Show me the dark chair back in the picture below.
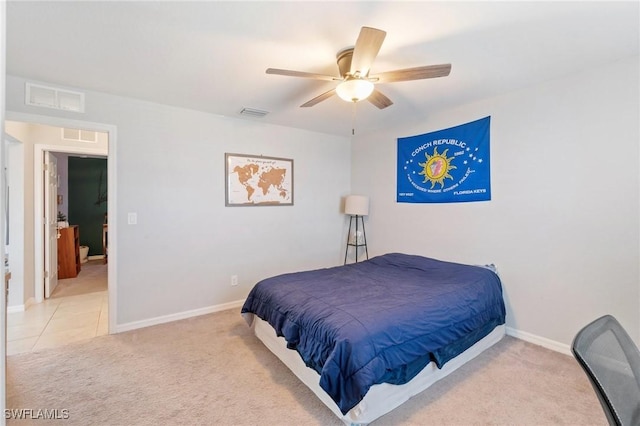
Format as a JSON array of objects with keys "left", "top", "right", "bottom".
[{"left": 572, "top": 315, "right": 640, "bottom": 425}]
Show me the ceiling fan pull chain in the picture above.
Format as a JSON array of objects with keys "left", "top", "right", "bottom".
[{"left": 352, "top": 102, "right": 357, "bottom": 135}]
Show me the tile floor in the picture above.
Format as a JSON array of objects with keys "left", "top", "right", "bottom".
[{"left": 7, "top": 290, "right": 108, "bottom": 355}]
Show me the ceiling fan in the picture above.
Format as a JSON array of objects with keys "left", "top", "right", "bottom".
[{"left": 266, "top": 26, "right": 451, "bottom": 109}]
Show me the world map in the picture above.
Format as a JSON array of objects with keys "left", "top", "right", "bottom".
[{"left": 226, "top": 155, "right": 293, "bottom": 205}]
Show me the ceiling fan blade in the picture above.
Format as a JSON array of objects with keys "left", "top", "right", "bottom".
[
  {"left": 300, "top": 89, "right": 336, "bottom": 107},
  {"left": 350, "top": 27, "right": 386, "bottom": 77},
  {"left": 367, "top": 89, "right": 393, "bottom": 109},
  {"left": 266, "top": 68, "right": 339, "bottom": 81},
  {"left": 372, "top": 64, "right": 452, "bottom": 83}
]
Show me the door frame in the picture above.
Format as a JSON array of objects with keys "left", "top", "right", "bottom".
[{"left": 7, "top": 111, "right": 117, "bottom": 334}]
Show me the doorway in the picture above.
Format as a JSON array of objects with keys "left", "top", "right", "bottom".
[
  {"left": 4, "top": 112, "right": 117, "bottom": 341},
  {"left": 48, "top": 152, "right": 108, "bottom": 298}
]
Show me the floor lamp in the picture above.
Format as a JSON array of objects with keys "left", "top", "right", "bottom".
[{"left": 344, "top": 195, "right": 369, "bottom": 265}]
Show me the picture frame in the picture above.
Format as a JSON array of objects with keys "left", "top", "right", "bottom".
[{"left": 225, "top": 153, "right": 294, "bottom": 206}]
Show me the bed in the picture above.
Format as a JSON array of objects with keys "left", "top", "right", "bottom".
[{"left": 241, "top": 253, "right": 506, "bottom": 424}]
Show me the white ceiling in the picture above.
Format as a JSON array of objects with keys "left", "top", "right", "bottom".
[{"left": 6, "top": 1, "right": 639, "bottom": 137}]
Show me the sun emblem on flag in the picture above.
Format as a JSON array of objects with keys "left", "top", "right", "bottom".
[{"left": 418, "top": 147, "right": 457, "bottom": 188}]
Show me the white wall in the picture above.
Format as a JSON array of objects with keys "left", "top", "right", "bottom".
[
  {"left": 351, "top": 56, "right": 640, "bottom": 348},
  {"left": 6, "top": 138, "right": 25, "bottom": 308},
  {"left": 6, "top": 75, "right": 351, "bottom": 326},
  {"left": 1, "top": 0, "right": 7, "bottom": 419},
  {"left": 4, "top": 122, "right": 33, "bottom": 308}
]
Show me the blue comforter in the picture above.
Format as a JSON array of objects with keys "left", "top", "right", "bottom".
[{"left": 241, "top": 253, "right": 506, "bottom": 414}]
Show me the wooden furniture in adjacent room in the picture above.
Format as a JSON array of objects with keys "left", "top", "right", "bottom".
[{"left": 58, "top": 225, "right": 81, "bottom": 279}]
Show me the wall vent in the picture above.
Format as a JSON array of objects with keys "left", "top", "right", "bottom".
[
  {"left": 25, "top": 82, "right": 85, "bottom": 113},
  {"left": 62, "top": 127, "right": 97, "bottom": 143},
  {"left": 240, "top": 107, "right": 269, "bottom": 118}
]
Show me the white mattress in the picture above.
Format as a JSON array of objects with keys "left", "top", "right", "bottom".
[{"left": 245, "top": 313, "right": 506, "bottom": 425}]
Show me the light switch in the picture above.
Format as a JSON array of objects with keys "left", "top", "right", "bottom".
[{"left": 127, "top": 212, "right": 137, "bottom": 225}]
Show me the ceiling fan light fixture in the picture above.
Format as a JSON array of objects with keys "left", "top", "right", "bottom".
[{"left": 336, "top": 78, "right": 374, "bottom": 103}]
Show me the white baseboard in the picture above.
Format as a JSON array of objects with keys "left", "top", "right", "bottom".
[
  {"left": 7, "top": 305, "right": 23, "bottom": 313},
  {"left": 88, "top": 255, "right": 105, "bottom": 260},
  {"left": 115, "top": 299, "right": 245, "bottom": 333},
  {"left": 114, "top": 304, "right": 572, "bottom": 357},
  {"left": 7, "top": 297, "right": 36, "bottom": 313},
  {"left": 506, "top": 326, "right": 571, "bottom": 356}
]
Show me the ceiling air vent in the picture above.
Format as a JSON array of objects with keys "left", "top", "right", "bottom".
[
  {"left": 25, "top": 82, "right": 85, "bottom": 113},
  {"left": 240, "top": 107, "right": 269, "bottom": 118}
]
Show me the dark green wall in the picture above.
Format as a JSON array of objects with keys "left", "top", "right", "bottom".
[{"left": 68, "top": 157, "right": 107, "bottom": 256}]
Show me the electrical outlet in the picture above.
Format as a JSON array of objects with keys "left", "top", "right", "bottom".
[
  {"left": 231, "top": 275, "right": 238, "bottom": 286},
  {"left": 127, "top": 212, "right": 137, "bottom": 225}
]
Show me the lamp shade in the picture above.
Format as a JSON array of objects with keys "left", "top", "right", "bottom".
[
  {"left": 335, "top": 79, "right": 374, "bottom": 103},
  {"left": 345, "top": 195, "right": 369, "bottom": 216}
]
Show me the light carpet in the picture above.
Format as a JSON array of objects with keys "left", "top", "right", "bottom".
[
  {"left": 7, "top": 308, "right": 605, "bottom": 425},
  {"left": 50, "top": 259, "right": 107, "bottom": 299}
]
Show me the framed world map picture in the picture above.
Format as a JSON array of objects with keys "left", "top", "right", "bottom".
[{"left": 225, "top": 153, "right": 294, "bottom": 206}]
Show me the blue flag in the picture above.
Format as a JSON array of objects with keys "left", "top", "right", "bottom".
[{"left": 397, "top": 116, "right": 491, "bottom": 203}]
